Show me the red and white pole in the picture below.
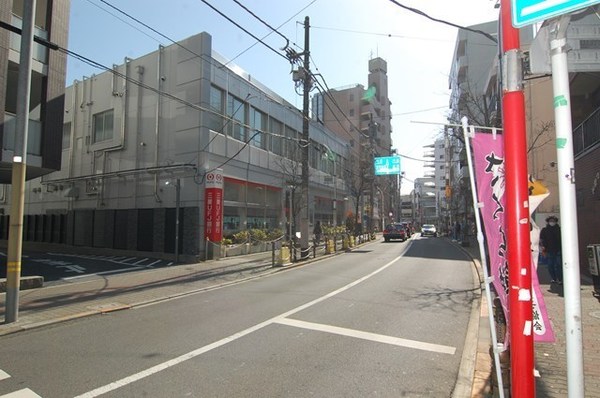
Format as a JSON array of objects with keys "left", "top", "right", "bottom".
[{"left": 500, "top": 0, "right": 535, "bottom": 396}]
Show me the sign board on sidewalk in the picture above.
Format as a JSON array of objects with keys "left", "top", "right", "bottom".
[{"left": 512, "top": 0, "right": 600, "bottom": 27}]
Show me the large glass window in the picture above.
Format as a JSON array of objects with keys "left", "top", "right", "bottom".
[
  {"left": 250, "top": 108, "right": 267, "bottom": 149},
  {"left": 93, "top": 109, "right": 114, "bottom": 143},
  {"left": 285, "top": 126, "right": 298, "bottom": 160},
  {"left": 207, "top": 85, "right": 224, "bottom": 132},
  {"left": 270, "top": 119, "right": 283, "bottom": 155},
  {"left": 227, "top": 95, "right": 246, "bottom": 141}
]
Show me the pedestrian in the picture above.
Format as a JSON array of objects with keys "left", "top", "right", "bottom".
[
  {"left": 313, "top": 221, "right": 322, "bottom": 244},
  {"left": 453, "top": 221, "right": 462, "bottom": 241},
  {"left": 540, "top": 215, "right": 562, "bottom": 284}
]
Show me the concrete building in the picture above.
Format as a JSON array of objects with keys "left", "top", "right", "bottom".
[
  {"left": 448, "top": 16, "right": 600, "bottom": 273},
  {"left": 0, "top": 32, "right": 351, "bottom": 260},
  {"left": 0, "top": 0, "right": 70, "bottom": 184},
  {"left": 312, "top": 57, "right": 395, "bottom": 229}
]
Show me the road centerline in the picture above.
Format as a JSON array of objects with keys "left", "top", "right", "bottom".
[{"left": 274, "top": 317, "right": 456, "bottom": 355}]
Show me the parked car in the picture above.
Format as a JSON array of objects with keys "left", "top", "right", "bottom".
[
  {"left": 421, "top": 224, "right": 437, "bottom": 237},
  {"left": 383, "top": 223, "right": 407, "bottom": 242}
]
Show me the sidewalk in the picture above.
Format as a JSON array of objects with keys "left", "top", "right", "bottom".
[
  {"left": 459, "top": 236, "right": 600, "bottom": 397},
  {"left": 0, "top": 251, "right": 283, "bottom": 336}
]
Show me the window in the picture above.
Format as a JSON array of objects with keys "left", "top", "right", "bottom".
[
  {"left": 439, "top": 165, "right": 444, "bottom": 170},
  {"left": 285, "top": 126, "right": 298, "bottom": 159},
  {"left": 207, "top": 86, "right": 224, "bottom": 132},
  {"left": 227, "top": 95, "right": 246, "bottom": 141},
  {"left": 250, "top": 108, "right": 267, "bottom": 149},
  {"left": 349, "top": 93, "right": 354, "bottom": 101},
  {"left": 93, "top": 110, "right": 114, "bottom": 143},
  {"left": 439, "top": 154, "right": 444, "bottom": 159},
  {"left": 270, "top": 119, "right": 283, "bottom": 155},
  {"left": 349, "top": 109, "right": 354, "bottom": 117},
  {"left": 62, "top": 122, "right": 71, "bottom": 149}
]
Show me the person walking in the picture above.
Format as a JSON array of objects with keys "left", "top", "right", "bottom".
[
  {"left": 313, "top": 221, "right": 322, "bottom": 244},
  {"left": 540, "top": 215, "right": 563, "bottom": 284}
]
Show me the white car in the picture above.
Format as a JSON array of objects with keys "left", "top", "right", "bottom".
[{"left": 421, "top": 224, "right": 437, "bottom": 237}]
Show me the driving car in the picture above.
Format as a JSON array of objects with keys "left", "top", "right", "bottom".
[
  {"left": 421, "top": 224, "right": 437, "bottom": 237},
  {"left": 383, "top": 223, "right": 407, "bottom": 242}
]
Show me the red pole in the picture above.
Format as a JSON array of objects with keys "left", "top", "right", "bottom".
[{"left": 500, "top": 0, "right": 535, "bottom": 396}]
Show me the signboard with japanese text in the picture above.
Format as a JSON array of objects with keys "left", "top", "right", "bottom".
[
  {"left": 204, "top": 169, "right": 224, "bottom": 242},
  {"left": 472, "top": 132, "right": 554, "bottom": 343},
  {"left": 374, "top": 156, "right": 401, "bottom": 176}
]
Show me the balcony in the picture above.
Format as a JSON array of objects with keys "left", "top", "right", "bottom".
[{"left": 574, "top": 105, "right": 600, "bottom": 157}]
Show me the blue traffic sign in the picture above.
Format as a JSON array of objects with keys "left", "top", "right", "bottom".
[
  {"left": 512, "top": 0, "right": 600, "bottom": 27},
  {"left": 374, "top": 156, "right": 401, "bottom": 176}
]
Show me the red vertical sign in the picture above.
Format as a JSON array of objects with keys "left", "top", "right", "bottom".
[{"left": 204, "top": 169, "right": 223, "bottom": 242}]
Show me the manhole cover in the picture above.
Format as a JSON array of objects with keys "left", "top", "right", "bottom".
[{"left": 590, "top": 311, "right": 600, "bottom": 319}]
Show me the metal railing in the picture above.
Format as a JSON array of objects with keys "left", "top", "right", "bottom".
[{"left": 573, "top": 106, "right": 600, "bottom": 157}]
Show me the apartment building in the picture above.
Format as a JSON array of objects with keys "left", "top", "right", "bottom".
[
  {"left": 449, "top": 16, "right": 600, "bottom": 273},
  {"left": 0, "top": 0, "right": 69, "bottom": 184},
  {"left": 312, "top": 57, "right": 395, "bottom": 229}
]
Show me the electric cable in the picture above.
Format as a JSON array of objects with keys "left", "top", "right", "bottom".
[
  {"left": 197, "top": 0, "right": 290, "bottom": 62},
  {"left": 387, "top": 0, "right": 498, "bottom": 44},
  {"left": 224, "top": 0, "right": 317, "bottom": 67},
  {"left": 231, "top": 0, "right": 290, "bottom": 50}
]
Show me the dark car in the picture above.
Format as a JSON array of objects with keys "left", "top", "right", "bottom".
[{"left": 383, "top": 223, "right": 407, "bottom": 242}]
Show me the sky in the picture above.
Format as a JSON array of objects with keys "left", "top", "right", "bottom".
[{"left": 66, "top": 0, "right": 500, "bottom": 194}]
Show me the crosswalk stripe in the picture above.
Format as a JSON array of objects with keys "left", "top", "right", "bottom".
[
  {"left": 0, "top": 369, "right": 9, "bottom": 380},
  {"left": 0, "top": 389, "right": 42, "bottom": 398}
]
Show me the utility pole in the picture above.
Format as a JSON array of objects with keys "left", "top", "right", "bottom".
[
  {"left": 300, "top": 16, "right": 311, "bottom": 260},
  {"left": 5, "top": 0, "right": 36, "bottom": 324},
  {"left": 501, "top": 1, "right": 535, "bottom": 395},
  {"left": 548, "top": 15, "right": 584, "bottom": 397},
  {"left": 369, "top": 118, "right": 376, "bottom": 234},
  {"left": 444, "top": 125, "right": 451, "bottom": 234},
  {"left": 5, "top": 0, "right": 36, "bottom": 323}
]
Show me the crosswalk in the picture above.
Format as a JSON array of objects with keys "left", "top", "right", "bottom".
[{"left": 0, "top": 370, "right": 42, "bottom": 397}]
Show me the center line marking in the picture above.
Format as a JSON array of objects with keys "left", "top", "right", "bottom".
[
  {"left": 274, "top": 318, "right": 456, "bottom": 355},
  {"left": 75, "top": 246, "right": 411, "bottom": 398}
]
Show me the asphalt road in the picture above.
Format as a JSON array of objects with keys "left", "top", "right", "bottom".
[
  {"left": 0, "top": 235, "right": 477, "bottom": 397},
  {"left": 0, "top": 250, "right": 174, "bottom": 283}
]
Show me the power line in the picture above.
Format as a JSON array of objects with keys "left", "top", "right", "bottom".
[
  {"left": 197, "top": 0, "right": 289, "bottom": 62},
  {"left": 224, "top": 0, "right": 317, "bottom": 66},
  {"left": 387, "top": 0, "right": 498, "bottom": 44},
  {"left": 311, "top": 25, "right": 452, "bottom": 42},
  {"left": 231, "top": 0, "right": 290, "bottom": 50}
]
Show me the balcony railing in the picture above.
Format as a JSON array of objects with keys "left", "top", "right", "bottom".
[
  {"left": 573, "top": 106, "right": 600, "bottom": 157},
  {"left": 3, "top": 113, "right": 42, "bottom": 156}
]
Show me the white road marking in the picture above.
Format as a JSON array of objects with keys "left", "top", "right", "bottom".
[
  {"left": 146, "top": 259, "right": 161, "bottom": 267},
  {"left": 61, "top": 266, "right": 148, "bottom": 281},
  {"left": 56, "top": 265, "right": 86, "bottom": 274},
  {"left": 0, "top": 389, "right": 42, "bottom": 398},
  {"left": 75, "top": 250, "right": 409, "bottom": 398},
  {"left": 133, "top": 258, "right": 149, "bottom": 265},
  {"left": 0, "top": 369, "right": 10, "bottom": 380},
  {"left": 275, "top": 318, "right": 456, "bottom": 355}
]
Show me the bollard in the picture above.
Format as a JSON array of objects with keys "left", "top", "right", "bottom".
[{"left": 272, "top": 241, "right": 275, "bottom": 266}]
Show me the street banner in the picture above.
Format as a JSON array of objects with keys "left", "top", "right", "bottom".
[
  {"left": 472, "top": 132, "right": 554, "bottom": 343},
  {"left": 204, "top": 169, "right": 224, "bottom": 242}
]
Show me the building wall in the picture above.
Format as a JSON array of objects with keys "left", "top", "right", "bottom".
[
  {"left": 575, "top": 145, "right": 600, "bottom": 276},
  {"left": 0, "top": 0, "right": 69, "bottom": 182},
  {"left": 2, "top": 31, "right": 351, "bottom": 259}
]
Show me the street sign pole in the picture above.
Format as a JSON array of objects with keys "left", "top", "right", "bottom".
[
  {"left": 501, "top": 1, "right": 536, "bottom": 396},
  {"left": 548, "top": 15, "right": 585, "bottom": 397}
]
